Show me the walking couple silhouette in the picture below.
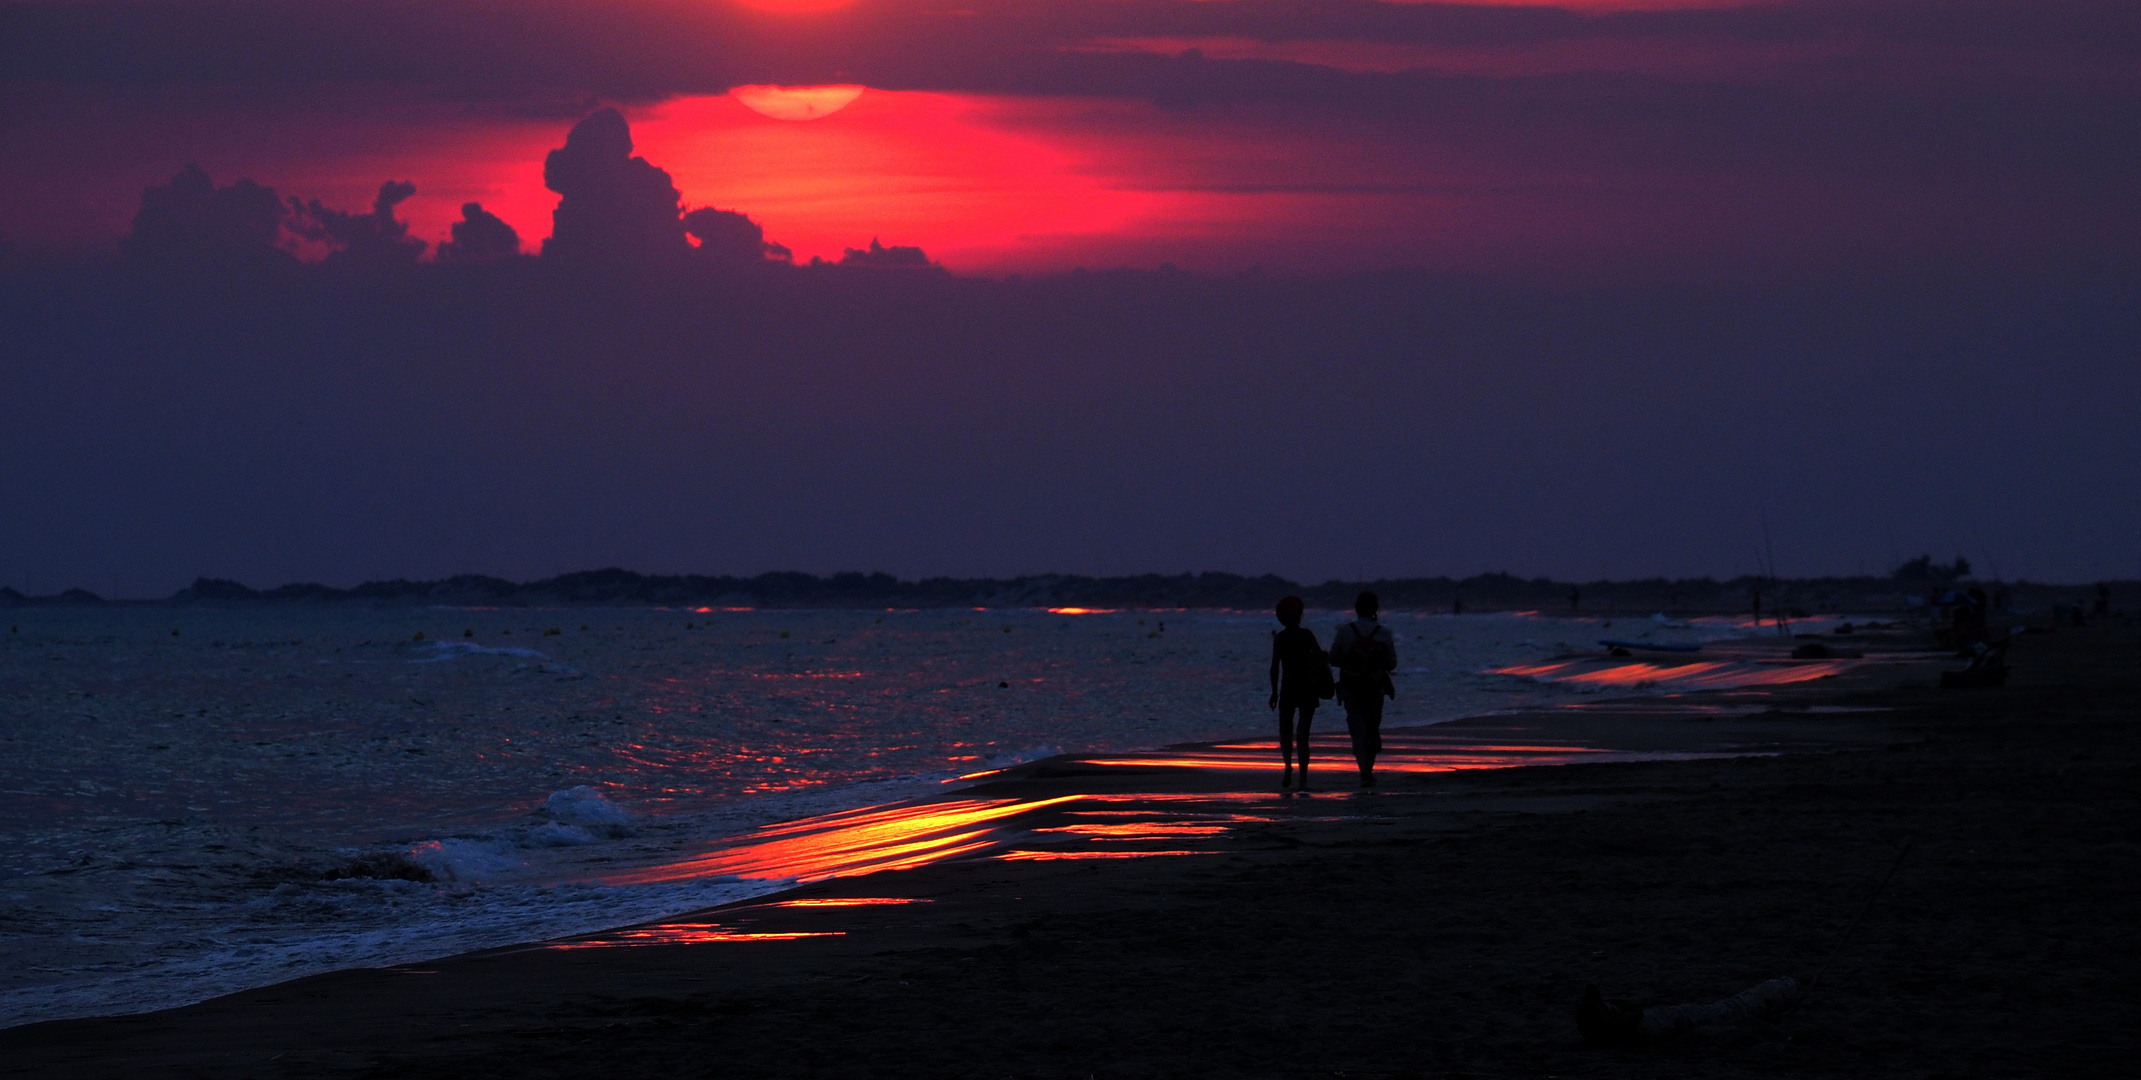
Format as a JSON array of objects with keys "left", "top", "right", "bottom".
[{"left": 1268, "top": 591, "right": 1397, "bottom": 791}]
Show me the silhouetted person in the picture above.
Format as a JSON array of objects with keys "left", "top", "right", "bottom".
[
  {"left": 1452, "top": 595, "right": 1464, "bottom": 616},
  {"left": 1958, "top": 586, "right": 1991, "bottom": 648},
  {"left": 1329, "top": 591, "right": 1397, "bottom": 787},
  {"left": 1268, "top": 595, "right": 1328, "bottom": 790},
  {"left": 1569, "top": 586, "right": 1581, "bottom": 613},
  {"left": 2096, "top": 583, "right": 2111, "bottom": 618}
]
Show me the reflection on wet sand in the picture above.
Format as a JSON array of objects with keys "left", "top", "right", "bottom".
[
  {"left": 1035, "top": 822, "right": 1231, "bottom": 837},
  {"left": 997, "top": 850, "right": 1217, "bottom": 861},
  {"left": 548, "top": 897, "right": 930, "bottom": 948},
  {"left": 771, "top": 897, "right": 932, "bottom": 908},
  {"left": 568, "top": 661, "right": 1910, "bottom": 951},
  {"left": 1097, "top": 733, "right": 1605, "bottom": 773},
  {"left": 592, "top": 734, "right": 1726, "bottom": 905},
  {"left": 1494, "top": 657, "right": 1854, "bottom": 690},
  {"left": 602, "top": 795, "right": 1082, "bottom": 886},
  {"left": 550, "top": 927, "right": 846, "bottom": 949}
]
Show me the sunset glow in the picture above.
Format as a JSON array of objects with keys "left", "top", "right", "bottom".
[
  {"left": 3, "top": 0, "right": 2133, "bottom": 1058},
  {"left": 729, "top": 0, "right": 861, "bottom": 11},
  {"left": 628, "top": 93, "right": 1160, "bottom": 268}
]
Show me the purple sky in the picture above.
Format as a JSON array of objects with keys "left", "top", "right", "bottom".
[{"left": 1, "top": 1, "right": 2136, "bottom": 592}]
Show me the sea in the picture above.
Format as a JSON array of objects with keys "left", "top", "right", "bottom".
[{"left": 0, "top": 604, "right": 1761, "bottom": 1028}]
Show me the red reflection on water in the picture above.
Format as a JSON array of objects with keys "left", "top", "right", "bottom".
[{"left": 601, "top": 795, "right": 1081, "bottom": 886}]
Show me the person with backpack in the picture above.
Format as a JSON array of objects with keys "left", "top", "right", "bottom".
[
  {"left": 1268, "top": 595, "right": 1332, "bottom": 790},
  {"left": 1328, "top": 590, "right": 1397, "bottom": 787}
]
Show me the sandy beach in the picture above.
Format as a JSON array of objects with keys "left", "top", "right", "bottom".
[{"left": 4, "top": 622, "right": 2135, "bottom": 1079}]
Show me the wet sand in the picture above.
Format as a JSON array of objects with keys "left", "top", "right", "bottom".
[{"left": 5, "top": 625, "right": 2136, "bottom": 1078}]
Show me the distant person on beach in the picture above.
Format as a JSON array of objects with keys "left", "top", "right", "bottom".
[
  {"left": 1329, "top": 591, "right": 1398, "bottom": 787},
  {"left": 1268, "top": 596, "right": 1330, "bottom": 790}
]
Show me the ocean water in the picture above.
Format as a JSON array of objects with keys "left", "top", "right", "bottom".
[{"left": 0, "top": 604, "right": 1754, "bottom": 1027}]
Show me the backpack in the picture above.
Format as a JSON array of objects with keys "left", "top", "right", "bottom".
[
  {"left": 1342, "top": 622, "right": 1386, "bottom": 667},
  {"left": 1340, "top": 622, "right": 1396, "bottom": 700}
]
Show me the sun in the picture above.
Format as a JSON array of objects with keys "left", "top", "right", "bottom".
[
  {"left": 730, "top": 85, "right": 868, "bottom": 122},
  {"left": 731, "top": 0, "right": 859, "bottom": 11}
]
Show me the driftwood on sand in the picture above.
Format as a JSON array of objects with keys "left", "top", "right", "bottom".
[{"left": 1577, "top": 977, "right": 1803, "bottom": 1046}]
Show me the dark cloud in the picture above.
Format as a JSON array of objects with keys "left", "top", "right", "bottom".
[
  {"left": 541, "top": 108, "right": 690, "bottom": 261},
  {"left": 122, "top": 168, "right": 437, "bottom": 268},
  {"left": 437, "top": 202, "right": 522, "bottom": 261},
  {"left": 541, "top": 109, "right": 801, "bottom": 263},
  {"left": 834, "top": 238, "right": 936, "bottom": 269},
  {"left": 290, "top": 179, "right": 425, "bottom": 265},
  {"left": 122, "top": 164, "right": 294, "bottom": 268},
  {"left": 684, "top": 207, "right": 789, "bottom": 263}
]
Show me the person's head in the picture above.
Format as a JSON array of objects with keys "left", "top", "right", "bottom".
[
  {"left": 1275, "top": 595, "right": 1304, "bottom": 628},
  {"left": 1355, "top": 591, "right": 1379, "bottom": 619}
]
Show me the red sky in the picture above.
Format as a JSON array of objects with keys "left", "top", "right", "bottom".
[{"left": 3, "top": 0, "right": 2133, "bottom": 275}]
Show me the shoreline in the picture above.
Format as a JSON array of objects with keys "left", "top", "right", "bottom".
[
  {"left": 14, "top": 625, "right": 2129, "bottom": 1076},
  {"left": 0, "top": 606, "right": 1869, "bottom": 1031}
]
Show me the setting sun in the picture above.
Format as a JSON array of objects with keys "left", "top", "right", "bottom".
[{"left": 730, "top": 84, "right": 867, "bottom": 122}]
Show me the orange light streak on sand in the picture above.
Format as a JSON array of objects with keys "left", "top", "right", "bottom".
[
  {"left": 1063, "top": 736, "right": 1603, "bottom": 774},
  {"left": 997, "top": 850, "right": 1217, "bottom": 861},
  {"left": 1089, "top": 750, "right": 1601, "bottom": 772},
  {"left": 549, "top": 928, "right": 845, "bottom": 949},
  {"left": 601, "top": 795, "right": 1082, "bottom": 886},
  {"left": 1494, "top": 659, "right": 1853, "bottom": 690},
  {"left": 1046, "top": 607, "right": 1119, "bottom": 615},
  {"left": 1034, "top": 822, "right": 1232, "bottom": 838},
  {"left": 769, "top": 897, "right": 931, "bottom": 908}
]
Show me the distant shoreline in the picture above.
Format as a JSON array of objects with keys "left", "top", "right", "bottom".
[{"left": 3, "top": 567, "right": 2123, "bottom": 614}]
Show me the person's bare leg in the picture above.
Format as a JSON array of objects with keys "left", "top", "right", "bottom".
[
  {"left": 1278, "top": 704, "right": 1296, "bottom": 789},
  {"left": 1297, "top": 707, "right": 1314, "bottom": 791}
]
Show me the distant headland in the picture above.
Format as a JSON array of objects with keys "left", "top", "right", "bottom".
[{"left": 0, "top": 563, "right": 2124, "bottom": 614}]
